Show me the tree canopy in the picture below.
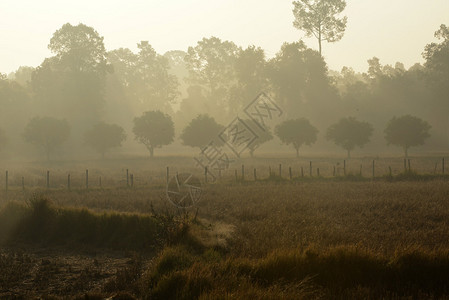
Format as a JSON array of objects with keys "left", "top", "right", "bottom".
[
  {"left": 326, "top": 117, "right": 373, "bottom": 158},
  {"left": 384, "top": 115, "right": 431, "bottom": 158},
  {"left": 132, "top": 111, "right": 175, "bottom": 157},
  {"left": 180, "top": 114, "right": 224, "bottom": 149},
  {"left": 292, "top": 0, "right": 347, "bottom": 55},
  {"left": 84, "top": 122, "right": 126, "bottom": 158},
  {"left": 275, "top": 118, "right": 318, "bottom": 157},
  {"left": 23, "top": 116, "right": 70, "bottom": 161}
]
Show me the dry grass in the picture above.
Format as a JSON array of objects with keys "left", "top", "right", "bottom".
[{"left": 1, "top": 156, "right": 449, "bottom": 298}]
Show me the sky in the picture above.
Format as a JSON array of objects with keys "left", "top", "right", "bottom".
[{"left": 0, "top": 0, "right": 448, "bottom": 75}]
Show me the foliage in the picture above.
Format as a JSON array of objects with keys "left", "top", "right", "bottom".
[
  {"left": 326, "top": 117, "right": 373, "bottom": 158},
  {"left": 84, "top": 122, "right": 126, "bottom": 158},
  {"left": 22, "top": 116, "right": 70, "bottom": 160},
  {"left": 180, "top": 114, "right": 224, "bottom": 148},
  {"left": 31, "top": 23, "right": 109, "bottom": 129},
  {"left": 132, "top": 110, "right": 175, "bottom": 157},
  {"left": 292, "top": 0, "right": 347, "bottom": 54},
  {"left": 384, "top": 115, "right": 431, "bottom": 157},
  {"left": 275, "top": 118, "right": 318, "bottom": 157},
  {"left": 108, "top": 42, "right": 179, "bottom": 113}
]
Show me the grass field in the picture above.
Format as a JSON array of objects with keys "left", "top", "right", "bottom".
[{"left": 1, "top": 156, "right": 449, "bottom": 298}]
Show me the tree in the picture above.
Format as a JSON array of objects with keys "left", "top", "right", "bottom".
[
  {"left": 247, "top": 125, "right": 273, "bottom": 158},
  {"left": 23, "top": 117, "right": 70, "bottom": 161},
  {"left": 275, "top": 118, "right": 318, "bottom": 157},
  {"left": 292, "top": 0, "right": 347, "bottom": 55},
  {"left": 184, "top": 37, "right": 239, "bottom": 119},
  {"left": 108, "top": 43, "right": 179, "bottom": 114},
  {"left": 326, "top": 117, "right": 373, "bottom": 158},
  {"left": 84, "top": 122, "right": 126, "bottom": 158},
  {"left": 180, "top": 114, "right": 224, "bottom": 149},
  {"left": 384, "top": 115, "right": 431, "bottom": 158},
  {"left": 133, "top": 111, "right": 174, "bottom": 157},
  {"left": 31, "top": 23, "right": 110, "bottom": 129}
]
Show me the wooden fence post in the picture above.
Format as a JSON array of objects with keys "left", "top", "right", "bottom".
[
  {"left": 166, "top": 167, "right": 169, "bottom": 184},
  {"left": 443, "top": 158, "right": 445, "bottom": 175},
  {"left": 343, "top": 160, "right": 346, "bottom": 176},
  {"left": 22, "top": 176, "right": 25, "bottom": 191},
  {"left": 408, "top": 159, "right": 411, "bottom": 172},
  {"left": 309, "top": 161, "right": 312, "bottom": 177},
  {"left": 127, "top": 169, "right": 129, "bottom": 186},
  {"left": 68, "top": 174, "right": 71, "bottom": 190},
  {"left": 47, "top": 171, "right": 50, "bottom": 189},
  {"left": 372, "top": 160, "right": 375, "bottom": 178},
  {"left": 317, "top": 168, "right": 320, "bottom": 177},
  {"left": 279, "top": 164, "right": 282, "bottom": 178},
  {"left": 289, "top": 167, "right": 292, "bottom": 180},
  {"left": 5, "top": 170, "right": 8, "bottom": 193},
  {"left": 254, "top": 168, "right": 257, "bottom": 181},
  {"left": 86, "top": 169, "right": 89, "bottom": 190}
]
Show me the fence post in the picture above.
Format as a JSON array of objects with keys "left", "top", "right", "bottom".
[
  {"left": 403, "top": 159, "right": 407, "bottom": 171},
  {"left": 68, "top": 174, "right": 71, "bottom": 190},
  {"left": 22, "top": 176, "right": 25, "bottom": 191},
  {"left": 254, "top": 168, "right": 257, "bottom": 181},
  {"left": 5, "top": 170, "right": 8, "bottom": 193},
  {"left": 279, "top": 164, "right": 282, "bottom": 178},
  {"left": 360, "top": 164, "right": 362, "bottom": 176},
  {"left": 86, "top": 169, "right": 89, "bottom": 190},
  {"left": 309, "top": 161, "right": 312, "bottom": 177},
  {"left": 242, "top": 164, "right": 245, "bottom": 181},
  {"left": 127, "top": 169, "right": 129, "bottom": 187},
  {"left": 47, "top": 170, "right": 50, "bottom": 189},
  {"left": 343, "top": 160, "right": 346, "bottom": 176},
  {"left": 166, "top": 167, "right": 169, "bottom": 184},
  {"left": 443, "top": 158, "right": 445, "bottom": 175},
  {"left": 317, "top": 168, "right": 320, "bottom": 177},
  {"left": 372, "top": 160, "right": 375, "bottom": 178},
  {"left": 269, "top": 166, "right": 272, "bottom": 177},
  {"left": 408, "top": 159, "right": 411, "bottom": 172},
  {"left": 333, "top": 166, "right": 336, "bottom": 177},
  {"left": 289, "top": 167, "right": 292, "bottom": 180}
]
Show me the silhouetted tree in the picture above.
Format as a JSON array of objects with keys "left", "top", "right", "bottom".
[
  {"left": 185, "top": 37, "right": 239, "bottom": 120},
  {"left": 275, "top": 118, "right": 318, "bottom": 157},
  {"left": 180, "top": 114, "right": 224, "bottom": 149},
  {"left": 292, "top": 0, "right": 347, "bottom": 55},
  {"left": 133, "top": 111, "right": 174, "bottom": 157},
  {"left": 23, "top": 117, "right": 70, "bottom": 161},
  {"left": 9, "top": 66, "right": 34, "bottom": 87},
  {"left": 31, "top": 23, "right": 110, "bottom": 129},
  {"left": 384, "top": 115, "right": 431, "bottom": 158},
  {"left": 108, "top": 43, "right": 179, "bottom": 114},
  {"left": 326, "top": 117, "right": 373, "bottom": 158},
  {"left": 246, "top": 125, "right": 273, "bottom": 158},
  {"left": 84, "top": 122, "right": 126, "bottom": 158}
]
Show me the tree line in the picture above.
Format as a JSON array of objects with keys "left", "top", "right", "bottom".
[
  {"left": 0, "top": 7, "right": 448, "bottom": 159},
  {"left": 9, "top": 111, "right": 431, "bottom": 160}
]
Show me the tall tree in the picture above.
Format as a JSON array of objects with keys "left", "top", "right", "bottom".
[
  {"left": 326, "top": 117, "right": 373, "bottom": 158},
  {"left": 132, "top": 111, "right": 175, "bottom": 158},
  {"left": 275, "top": 118, "right": 318, "bottom": 157},
  {"left": 184, "top": 37, "right": 239, "bottom": 120},
  {"left": 31, "top": 23, "right": 110, "bottom": 128},
  {"left": 292, "top": 0, "right": 347, "bottom": 55},
  {"left": 23, "top": 116, "right": 70, "bottom": 161},
  {"left": 384, "top": 115, "right": 431, "bottom": 158}
]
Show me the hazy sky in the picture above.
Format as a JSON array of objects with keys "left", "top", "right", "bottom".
[{"left": 1, "top": 0, "right": 448, "bottom": 74}]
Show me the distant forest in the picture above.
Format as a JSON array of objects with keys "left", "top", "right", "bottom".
[{"left": 1, "top": 21, "right": 448, "bottom": 160}]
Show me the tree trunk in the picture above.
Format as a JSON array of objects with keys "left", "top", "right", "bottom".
[{"left": 318, "top": 26, "right": 322, "bottom": 56}]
